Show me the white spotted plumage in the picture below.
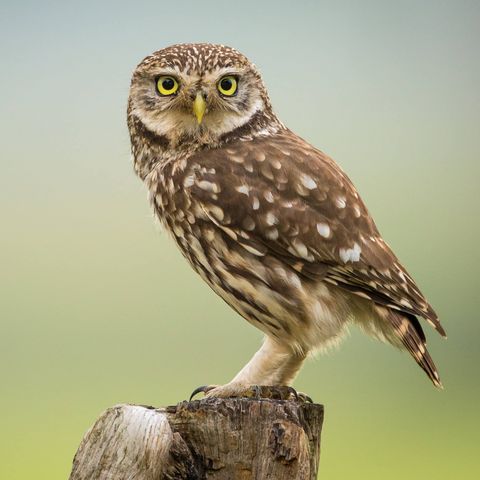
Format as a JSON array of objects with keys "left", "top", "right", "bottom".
[{"left": 128, "top": 43, "right": 446, "bottom": 396}]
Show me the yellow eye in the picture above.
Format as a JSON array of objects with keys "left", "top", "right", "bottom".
[
  {"left": 217, "top": 75, "right": 238, "bottom": 96},
  {"left": 156, "top": 76, "right": 179, "bottom": 96}
]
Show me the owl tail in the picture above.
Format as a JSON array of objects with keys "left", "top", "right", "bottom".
[{"left": 389, "top": 311, "right": 443, "bottom": 388}]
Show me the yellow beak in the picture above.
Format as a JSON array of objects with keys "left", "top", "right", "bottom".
[{"left": 193, "top": 92, "right": 206, "bottom": 124}]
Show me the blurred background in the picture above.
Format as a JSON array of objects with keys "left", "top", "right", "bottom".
[{"left": 1, "top": 0, "right": 479, "bottom": 478}]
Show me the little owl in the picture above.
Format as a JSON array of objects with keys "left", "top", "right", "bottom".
[{"left": 127, "top": 43, "right": 445, "bottom": 399}]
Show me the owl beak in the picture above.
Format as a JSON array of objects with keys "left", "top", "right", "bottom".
[{"left": 193, "top": 92, "right": 206, "bottom": 124}]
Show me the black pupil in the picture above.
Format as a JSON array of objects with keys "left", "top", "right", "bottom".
[
  {"left": 162, "top": 78, "right": 175, "bottom": 90},
  {"left": 221, "top": 78, "right": 233, "bottom": 91}
]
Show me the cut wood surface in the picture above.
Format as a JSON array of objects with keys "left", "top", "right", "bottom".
[{"left": 69, "top": 398, "right": 324, "bottom": 479}]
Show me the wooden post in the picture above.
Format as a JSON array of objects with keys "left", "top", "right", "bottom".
[{"left": 69, "top": 398, "right": 324, "bottom": 479}]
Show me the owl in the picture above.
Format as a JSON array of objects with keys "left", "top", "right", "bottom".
[{"left": 127, "top": 43, "right": 445, "bottom": 399}]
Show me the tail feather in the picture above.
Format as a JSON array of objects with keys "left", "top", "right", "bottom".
[{"left": 389, "top": 312, "right": 443, "bottom": 388}]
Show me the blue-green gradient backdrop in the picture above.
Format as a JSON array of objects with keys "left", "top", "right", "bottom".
[{"left": 1, "top": 1, "right": 479, "bottom": 478}]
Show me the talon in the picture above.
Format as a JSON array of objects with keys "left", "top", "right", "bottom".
[
  {"left": 297, "top": 392, "right": 314, "bottom": 403},
  {"left": 189, "top": 385, "right": 211, "bottom": 401},
  {"left": 286, "top": 386, "right": 299, "bottom": 400}
]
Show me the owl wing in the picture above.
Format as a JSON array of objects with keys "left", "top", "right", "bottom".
[{"left": 184, "top": 129, "right": 445, "bottom": 337}]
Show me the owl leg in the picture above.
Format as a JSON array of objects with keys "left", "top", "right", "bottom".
[
  {"left": 231, "top": 336, "right": 306, "bottom": 386},
  {"left": 190, "top": 336, "right": 308, "bottom": 400}
]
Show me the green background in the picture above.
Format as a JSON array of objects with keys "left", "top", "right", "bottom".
[{"left": 1, "top": 0, "right": 479, "bottom": 478}]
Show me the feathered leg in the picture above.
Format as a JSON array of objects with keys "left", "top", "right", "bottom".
[{"left": 193, "top": 336, "right": 307, "bottom": 399}]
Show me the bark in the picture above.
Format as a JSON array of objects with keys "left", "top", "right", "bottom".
[{"left": 69, "top": 398, "right": 324, "bottom": 479}]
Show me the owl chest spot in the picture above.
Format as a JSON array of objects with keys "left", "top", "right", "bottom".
[{"left": 149, "top": 163, "right": 193, "bottom": 219}]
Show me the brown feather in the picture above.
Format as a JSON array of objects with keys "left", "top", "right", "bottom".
[
  {"left": 185, "top": 130, "right": 446, "bottom": 338},
  {"left": 388, "top": 311, "right": 442, "bottom": 388}
]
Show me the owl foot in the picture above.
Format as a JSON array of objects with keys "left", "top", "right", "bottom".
[
  {"left": 296, "top": 391, "right": 314, "bottom": 403},
  {"left": 189, "top": 384, "right": 312, "bottom": 402}
]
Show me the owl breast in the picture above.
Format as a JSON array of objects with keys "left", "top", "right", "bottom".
[{"left": 145, "top": 157, "right": 348, "bottom": 353}]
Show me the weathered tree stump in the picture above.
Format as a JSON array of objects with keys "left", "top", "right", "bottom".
[{"left": 69, "top": 398, "right": 324, "bottom": 479}]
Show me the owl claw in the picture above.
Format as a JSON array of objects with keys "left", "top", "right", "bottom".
[
  {"left": 286, "top": 386, "right": 299, "bottom": 400},
  {"left": 297, "top": 392, "right": 314, "bottom": 403},
  {"left": 189, "top": 385, "right": 216, "bottom": 401},
  {"left": 188, "top": 384, "right": 313, "bottom": 402},
  {"left": 278, "top": 386, "right": 314, "bottom": 403}
]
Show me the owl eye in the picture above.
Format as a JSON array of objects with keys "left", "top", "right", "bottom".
[
  {"left": 217, "top": 75, "right": 238, "bottom": 96},
  {"left": 156, "top": 76, "right": 179, "bottom": 96}
]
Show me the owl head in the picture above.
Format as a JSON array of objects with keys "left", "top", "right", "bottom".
[{"left": 128, "top": 43, "right": 280, "bottom": 146}]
